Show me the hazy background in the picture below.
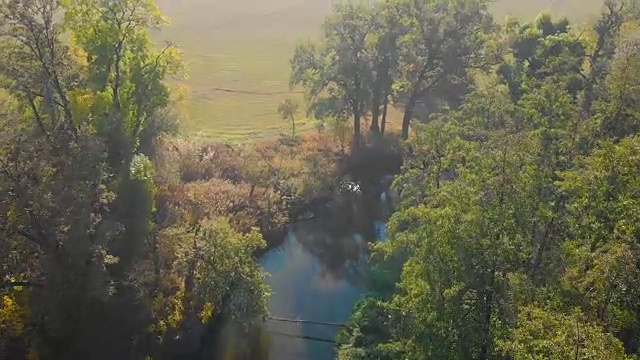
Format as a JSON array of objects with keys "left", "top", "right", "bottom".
[{"left": 154, "top": 0, "right": 605, "bottom": 140}]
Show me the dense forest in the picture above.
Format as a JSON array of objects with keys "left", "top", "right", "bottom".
[
  {"left": 331, "top": 1, "right": 640, "bottom": 359},
  {"left": 1, "top": 0, "right": 640, "bottom": 359}
]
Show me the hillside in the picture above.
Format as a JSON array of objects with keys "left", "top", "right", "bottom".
[{"left": 155, "top": 0, "right": 605, "bottom": 140}]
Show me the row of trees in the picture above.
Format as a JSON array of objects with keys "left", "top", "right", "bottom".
[
  {"left": 338, "top": 0, "right": 640, "bottom": 359},
  {"left": 0, "top": 1, "right": 269, "bottom": 359},
  {"left": 291, "top": 0, "right": 497, "bottom": 147}
]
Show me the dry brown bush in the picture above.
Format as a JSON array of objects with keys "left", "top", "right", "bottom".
[{"left": 154, "top": 132, "right": 345, "bottom": 236}]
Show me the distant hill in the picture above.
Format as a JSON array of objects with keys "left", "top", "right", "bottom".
[{"left": 154, "top": 0, "right": 606, "bottom": 140}]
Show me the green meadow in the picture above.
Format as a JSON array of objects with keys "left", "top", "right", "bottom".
[{"left": 155, "top": 0, "right": 605, "bottom": 140}]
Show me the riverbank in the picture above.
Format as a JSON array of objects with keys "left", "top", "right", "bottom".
[
  {"left": 210, "top": 182, "right": 395, "bottom": 360},
  {"left": 155, "top": 131, "right": 402, "bottom": 249},
  {"left": 153, "top": 131, "right": 403, "bottom": 360}
]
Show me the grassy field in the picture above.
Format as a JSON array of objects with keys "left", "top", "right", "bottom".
[{"left": 154, "top": 0, "right": 606, "bottom": 141}]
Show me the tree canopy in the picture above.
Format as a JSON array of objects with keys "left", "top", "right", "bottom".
[
  {"left": 4, "top": 0, "right": 640, "bottom": 359},
  {"left": 0, "top": 1, "right": 268, "bottom": 359},
  {"left": 337, "top": 1, "right": 640, "bottom": 359}
]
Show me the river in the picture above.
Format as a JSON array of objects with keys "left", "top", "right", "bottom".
[
  {"left": 260, "top": 219, "right": 387, "bottom": 360},
  {"left": 209, "top": 184, "right": 393, "bottom": 360}
]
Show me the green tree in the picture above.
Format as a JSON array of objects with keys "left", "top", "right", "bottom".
[
  {"left": 593, "top": 32, "right": 640, "bottom": 140},
  {"left": 0, "top": 1, "right": 268, "bottom": 359},
  {"left": 396, "top": 0, "right": 494, "bottom": 139},
  {"left": 581, "top": 1, "right": 631, "bottom": 115},
  {"left": 148, "top": 219, "right": 269, "bottom": 357},
  {"left": 368, "top": 0, "right": 403, "bottom": 135},
  {"left": 291, "top": 3, "right": 375, "bottom": 149},
  {"left": 497, "top": 13, "right": 586, "bottom": 102},
  {"left": 61, "top": 0, "right": 183, "bottom": 284},
  {"left": 559, "top": 136, "right": 640, "bottom": 350},
  {"left": 63, "top": 0, "right": 183, "bottom": 165},
  {"left": 340, "top": 6, "right": 640, "bottom": 358},
  {"left": 277, "top": 98, "right": 298, "bottom": 137},
  {"left": 0, "top": 1, "right": 123, "bottom": 357},
  {"left": 497, "top": 306, "right": 630, "bottom": 359}
]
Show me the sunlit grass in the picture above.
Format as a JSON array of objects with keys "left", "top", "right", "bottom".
[
  {"left": 174, "top": 37, "right": 313, "bottom": 141},
  {"left": 153, "top": 0, "right": 327, "bottom": 140}
]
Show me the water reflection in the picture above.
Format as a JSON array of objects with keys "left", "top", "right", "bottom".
[
  {"left": 260, "top": 224, "right": 370, "bottom": 360},
  {"left": 213, "top": 188, "right": 392, "bottom": 360}
]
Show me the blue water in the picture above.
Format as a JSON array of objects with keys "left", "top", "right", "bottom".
[{"left": 260, "top": 220, "right": 387, "bottom": 360}]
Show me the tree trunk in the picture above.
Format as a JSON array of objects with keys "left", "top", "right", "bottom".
[
  {"left": 381, "top": 91, "right": 389, "bottom": 135},
  {"left": 371, "top": 88, "right": 381, "bottom": 133},
  {"left": 582, "top": 4, "right": 624, "bottom": 116},
  {"left": 113, "top": 41, "right": 124, "bottom": 115},
  {"left": 401, "top": 46, "right": 438, "bottom": 140},
  {"left": 479, "top": 267, "right": 496, "bottom": 360},
  {"left": 531, "top": 219, "right": 554, "bottom": 284},
  {"left": 402, "top": 88, "right": 419, "bottom": 140},
  {"left": 353, "top": 74, "right": 362, "bottom": 149},
  {"left": 353, "top": 102, "right": 361, "bottom": 150},
  {"left": 371, "top": 63, "right": 385, "bottom": 133},
  {"left": 373, "top": 52, "right": 392, "bottom": 134}
]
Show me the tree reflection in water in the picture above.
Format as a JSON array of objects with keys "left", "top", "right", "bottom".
[{"left": 208, "top": 184, "right": 393, "bottom": 360}]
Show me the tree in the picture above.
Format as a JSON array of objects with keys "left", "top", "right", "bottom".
[
  {"left": 497, "top": 306, "right": 629, "bottom": 360},
  {"left": 0, "top": 1, "right": 269, "bottom": 359},
  {"left": 292, "top": 0, "right": 496, "bottom": 142},
  {"left": 339, "top": 6, "right": 640, "bottom": 359},
  {"left": 396, "top": 0, "right": 494, "bottom": 140},
  {"left": 593, "top": 31, "right": 640, "bottom": 140},
  {"left": 368, "top": 0, "right": 403, "bottom": 135},
  {"left": 0, "top": 0, "right": 79, "bottom": 138},
  {"left": 63, "top": 0, "right": 183, "bottom": 166},
  {"left": 559, "top": 136, "right": 640, "bottom": 351},
  {"left": 62, "top": 0, "right": 183, "bottom": 281},
  {"left": 277, "top": 98, "right": 298, "bottom": 137},
  {"left": 291, "top": 3, "right": 376, "bottom": 149},
  {"left": 148, "top": 219, "right": 269, "bottom": 357},
  {"left": 581, "top": 0, "right": 631, "bottom": 115},
  {"left": 497, "top": 13, "right": 586, "bottom": 102},
  {"left": 0, "top": 1, "right": 122, "bottom": 357},
  {"left": 339, "top": 102, "right": 547, "bottom": 358}
]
